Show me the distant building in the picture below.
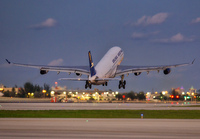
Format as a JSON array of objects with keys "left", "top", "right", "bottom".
[
  {"left": 0, "top": 84, "right": 19, "bottom": 94},
  {"left": 189, "top": 86, "right": 196, "bottom": 95},
  {"left": 172, "top": 87, "right": 185, "bottom": 95}
]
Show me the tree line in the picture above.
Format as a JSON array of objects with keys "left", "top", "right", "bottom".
[{"left": 3, "top": 82, "right": 50, "bottom": 98}]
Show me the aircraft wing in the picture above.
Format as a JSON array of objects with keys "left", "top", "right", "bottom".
[
  {"left": 5, "top": 59, "right": 90, "bottom": 75},
  {"left": 115, "top": 59, "right": 195, "bottom": 77}
]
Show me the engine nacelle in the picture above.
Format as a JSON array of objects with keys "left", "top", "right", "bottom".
[
  {"left": 76, "top": 73, "right": 82, "bottom": 76},
  {"left": 134, "top": 72, "right": 141, "bottom": 76},
  {"left": 163, "top": 68, "right": 171, "bottom": 75},
  {"left": 40, "top": 70, "right": 48, "bottom": 75}
]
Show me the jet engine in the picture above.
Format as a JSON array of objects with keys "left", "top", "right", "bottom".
[
  {"left": 40, "top": 70, "right": 49, "bottom": 75},
  {"left": 76, "top": 73, "right": 82, "bottom": 76},
  {"left": 163, "top": 68, "right": 171, "bottom": 75},
  {"left": 134, "top": 72, "right": 141, "bottom": 76}
]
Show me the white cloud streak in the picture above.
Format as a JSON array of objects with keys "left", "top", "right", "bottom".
[
  {"left": 48, "top": 59, "right": 64, "bottom": 66},
  {"left": 29, "top": 18, "right": 57, "bottom": 30},
  {"left": 191, "top": 17, "right": 200, "bottom": 24},
  {"left": 133, "top": 13, "right": 169, "bottom": 26},
  {"left": 152, "top": 33, "right": 194, "bottom": 43},
  {"left": 131, "top": 31, "right": 160, "bottom": 39}
]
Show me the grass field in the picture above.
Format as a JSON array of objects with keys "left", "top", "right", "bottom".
[{"left": 0, "top": 110, "right": 200, "bottom": 119}]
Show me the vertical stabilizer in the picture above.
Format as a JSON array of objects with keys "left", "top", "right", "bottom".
[{"left": 88, "top": 51, "right": 96, "bottom": 77}]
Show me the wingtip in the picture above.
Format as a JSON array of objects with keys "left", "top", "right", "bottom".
[
  {"left": 5, "top": 59, "right": 11, "bottom": 64},
  {"left": 191, "top": 59, "right": 195, "bottom": 64}
]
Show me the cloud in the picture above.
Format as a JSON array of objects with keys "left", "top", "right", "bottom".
[
  {"left": 133, "top": 13, "right": 169, "bottom": 26},
  {"left": 131, "top": 31, "right": 160, "bottom": 39},
  {"left": 152, "top": 33, "right": 194, "bottom": 43},
  {"left": 191, "top": 17, "right": 200, "bottom": 24},
  {"left": 48, "top": 59, "right": 64, "bottom": 66},
  {"left": 29, "top": 18, "right": 57, "bottom": 30}
]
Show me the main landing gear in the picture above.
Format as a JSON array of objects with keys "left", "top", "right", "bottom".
[
  {"left": 85, "top": 80, "right": 92, "bottom": 89},
  {"left": 118, "top": 80, "right": 126, "bottom": 89},
  {"left": 102, "top": 82, "right": 108, "bottom": 86},
  {"left": 118, "top": 75, "right": 126, "bottom": 89}
]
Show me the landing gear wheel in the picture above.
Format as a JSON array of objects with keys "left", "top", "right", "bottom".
[
  {"left": 123, "top": 80, "right": 126, "bottom": 85},
  {"left": 118, "top": 84, "right": 121, "bottom": 89},
  {"left": 105, "top": 82, "right": 108, "bottom": 86},
  {"left": 89, "top": 84, "right": 92, "bottom": 89}
]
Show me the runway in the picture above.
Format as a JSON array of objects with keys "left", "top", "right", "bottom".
[
  {"left": 0, "top": 118, "right": 200, "bottom": 139},
  {"left": 1, "top": 102, "right": 200, "bottom": 110}
]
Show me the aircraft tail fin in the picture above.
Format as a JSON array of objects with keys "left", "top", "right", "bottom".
[{"left": 88, "top": 51, "right": 96, "bottom": 77}]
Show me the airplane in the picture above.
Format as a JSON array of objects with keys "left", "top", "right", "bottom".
[{"left": 6, "top": 46, "right": 194, "bottom": 89}]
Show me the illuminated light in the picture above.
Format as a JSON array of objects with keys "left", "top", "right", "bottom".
[
  {"left": 96, "top": 92, "right": 98, "bottom": 94},
  {"left": 122, "top": 95, "right": 125, "bottom": 99},
  {"left": 176, "top": 95, "right": 179, "bottom": 99},
  {"left": 171, "top": 95, "right": 174, "bottom": 99},
  {"left": 42, "top": 90, "right": 46, "bottom": 93},
  {"left": 155, "top": 92, "right": 158, "bottom": 94},
  {"left": 72, "top": 94, "right": 74, "bottom": 97},
  {"left": 192, "top": 93, "right": 194, "bottom": 96},
  {"left": 0, "top": 88, "right": 3, "bottom": 91},
  {"left": 28, "top": 93, "right": 30, "bottom": 96},
  {"left": 51, "top": 91, "right": 55, "bottom": 95},
  {"left": 115, "top": 91, "right": 119, "bottom": 94},
  {"left": 93, "top": 94, "right": 95, "bottom": 97},
  {"left": 162, "top": 91, "right": 167, "bottom": 95},
  {"left": 69, "top": 92, "right": 72, "bottom": 94},
  {"left": 63, "top": 92, "right": 66, "bottom": 95},
  {"left": 153, "top": 96, "right": 156, "bottom": 99},
  {"left": 83, "top": 92, "right": 85, "bottom": 94},
  {"left": 55, "top": 82, "right": 58, "bottom": 85},
  {"left": 182, "top": 92, "right": 185, "bottom": 95},
  {"left": 76, "top": 92, "right": 78, "bottom": 94},
  {"left": 31, "top": 93, "right": 34, "bottom": 96},
  {"left": 194, "top": 96, "right": 196, "bottom": 99}
]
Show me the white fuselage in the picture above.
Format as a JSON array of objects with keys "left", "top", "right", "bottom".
[{"left": 89, "top": 46, "right": 124, "bottom": 85}]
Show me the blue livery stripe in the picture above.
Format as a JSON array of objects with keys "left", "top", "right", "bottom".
[{"left": 88, "top": 51, "right": 96, "bottom": 77}]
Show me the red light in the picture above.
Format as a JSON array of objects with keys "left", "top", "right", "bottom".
[
  {"left": 123, "top": 95, "right": 125, "bottom": 99},
  {"left": 171, "top": 95, "right": 174, "bottom": 98},
  {"left": 176, "top": 95, "right": 179, "bottom": 99},
  {"left": 194, "top": 96, "right": 196, "bottom": 99}
]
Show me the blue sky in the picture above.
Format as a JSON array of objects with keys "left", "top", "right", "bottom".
[{"left": 0, "top": 0, "right": 200, "bottom": 93}]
